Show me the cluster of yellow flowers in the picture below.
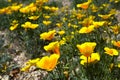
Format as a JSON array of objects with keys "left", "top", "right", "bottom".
[
  {"left": 77, "top": 0, "right": 92, "bottom": 9},
  {"left": 19, "top": 3, "right": 37, "bottom": 13},
  {"left": 1, "top": 0, "right": 120, "bottom": 74},
  {"left": 43, "top": 6, "right": 58, "bottom": 12},
  {"left": 77, "top": 42, "right": 100, "bottom": 65},
  {"left": 40, "top": 30, "right": 56, "bottom": 40},
  {"left": 21, "top": 41, "right": 60, "bottom": 71},
  {"left": 0, "top": 4, "right": 22, "bottom": 14},
  {"left": 21, "top": 22, "right": 39, "bottom": 29},
  {"left": 21, "top": 54, "right": 60, "bottom": 71},
  {"left": 21, "top": 0, "right": 120, "bottom": 72},
  {"left": 10, "top": 21, "right": 39, "bottom": 31},
  {"left": 0, "top": 0, "right": 49, "bottom": 14},
  {"left": 76, "top": 41, "right": 119, "bottom": 65},
  {"left": 9, "top": 20, "right": 19, "bottom": 31},
  {"left": 77, "top": 41, "right": 120, "bottom": 65}
]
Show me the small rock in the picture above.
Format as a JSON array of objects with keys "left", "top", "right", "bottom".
[
  {"left": 117, "top": 34, "right": 120, "bottom": 40},
  {"left": 1, "top": 75, "right": 9, "bottom": 80},
  {"left": 0, "top": 75, "right": 2, "bottom": 79}
]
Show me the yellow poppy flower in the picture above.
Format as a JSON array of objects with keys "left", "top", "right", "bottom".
[
  {"left": 36, "top": 54, "right": 60, "bottom": 71},
  {"left": 28, "top": 3, "right": 37, "bottom": 12},
  {"left": 59, "top": 37, "right": 66, "bottom": 45},
  {"left": 111, "top": 25, "right": 119, "bottom": 34},
  {"left": 43, "top": 15, "right": 50, "bottom": 19},
  {"left": 80, "top": 53, "right": 100, "bottom": 65},
  {"left": 10, "top": 24, "right": 18, "bottom": 31},
  {"left": 21, "top": 64, "right": 31, "bottom": 72},
  {"left": 10, "top": 4, "right": 23, "bottom": 12},
  {"left": 28, "top": 16, "right": 39, "bottom": 20},
  {"left": 92, "top": 21, "right": 105, "bottom": 28},
  {"left": 56, "top": 23, "right": 62, "bottom": 27},
  {"left": 44, "top": 41, "right": 60, "bottom": 54},
  {"left": 79, "top": 25, "right": 94, "bottom": 33},
  {"left": 104, "top": 47, "right": 118, "bottom": 56},
  {"left": 27, "top": 58, "right": 40, "bottom": 65},
  {"left": 9, "top": 20, "right": 19, "bottom": 31},
  {"left": 19, "top": 3, "right": 37, "bottom": 13},
  {"left": 30, "top": 24, "right": 39, "bottom": 29},
  {"left": 40, "top": 30, "right": 56, "bottom": 40},
  {"left": 112, "top": 40, "right": 120, "bottom": 48},
  {"left": 11, "top": 20, "right": 18, "bottom": 25},
  {"left": 43, "top": 6, "right": 50, "bottom": 10},
  {"left": 58, "top": 30, "right": 65, "bottom": 35},
  {"left": 21, "top": 58, "right": 40, "bottom": 72},
  {"left": 21, "top": 21, "right": 39, "bottom": 29},
  {"left": 19, "top": 7, "right": 29, "bottom": 13},
  {"left": 49, "top": 7, "right": 58, "bottom": 12},
  {"left": 90, "top": 4, "right": 98, "bottom": 12},
  {"left": 81, "top": 16, "right": 95, "bottom": 27},
  {"left": 0, "top": 7, "right": 12, "bottom": 14},
  {"left": 21, "top": 21, "right": 30, "bottom": 28},
  {"left": 98, "top": 14, "right": 112, "bottom": 19},
  {"left": 36, "top": 0, "right": 49, "bottom": 5},
  {"left": 77, "top": 0, "right": 92, "bottom": 9},
  {"left": 76, "top": 13, "right": 84, "bottom": 19},
  {"left": 77, "top": 42, "right": 97, "bottom": 57},
  {"left": 43, "top": 20, "right": 51, "bottom": 26}
]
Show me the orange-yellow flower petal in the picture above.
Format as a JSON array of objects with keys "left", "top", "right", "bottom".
[
  {"left": 79, "top": 25, "right": 94, "bottom": 33},
  {"left": 92, "top": 21, "right": 105, "bottom": 28},
  {"left": 10, "top": 24, "right": 18, "bottom": 31},
  {"left": 77, "top": 42, "right": 96, "bottom": 57},
  {"left": 77, "top": 0, "right": 92, "bottom": 9},
  {"left": 40, "top": 30, "right": 56, "bottom": 40},
  {"left": 80, "top": 53, "right": 100, "bottom": 65},
  {"left": 43, "top": 20, "right": 51, "bottom": 26},
  {"left": 28, "top": 16, "right": 39, "bottom": 20},
  {"left": 112, "top": 40, "right": 120, "bottom": 48},
  {"left": 36, "top": 54, "right": 60, "bottom": 71},
  {"left": 49, "top": 7, "right": 58, "bottom": 12},
  {"left": 21, "top": 64, "right": 31, "bottom": 72},
  {"left": 111, "top": 25, "right": 119, "bottom": 34},
  {"left": 81, "top": 16, "right": 95, "bottom": 27},
  {"left": 44, "top": 41, "right": 60, "bottom": 54},
  {"left": 19, "top": 3, "right": 37, "bottom": 13},
  {"left": 21, "top": 21, "right": 38, "bottom": 29},
  {"left": 27, "top": 58, "right": 40, "bottom": 65},
  {"left": 104, "top": 47, "right": 118, "bottom": 56},
  {"left": 58, "top": 30, "right": 65, "bottom": 35},
  {"left": 98, "top": 14, "right": 112, "bottom": 19}
]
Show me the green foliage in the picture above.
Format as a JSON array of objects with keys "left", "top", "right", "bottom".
[
  {"left": 0, "top": 53, "right": 12, "bottom": 74},
  {"left": 0, "top": 0, "right": 120, "bottom": 79}
]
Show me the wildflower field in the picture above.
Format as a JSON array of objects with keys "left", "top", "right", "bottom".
[{"left": 0, "top": 0, "right": 120, "bottom": 80}]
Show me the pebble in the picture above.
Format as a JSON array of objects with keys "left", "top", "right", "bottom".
[{"left": 1, "top": 75, "right": 9, "bottom": 80}]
